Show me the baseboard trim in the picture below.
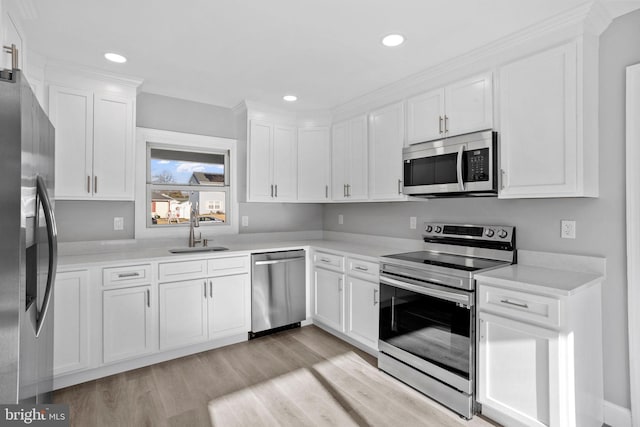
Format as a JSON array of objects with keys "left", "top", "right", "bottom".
[{"left": 604, "top": 400, "right": 632, "bottom": 427}]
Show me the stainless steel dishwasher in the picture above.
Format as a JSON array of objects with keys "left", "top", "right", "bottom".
[{"left": 250, "top": 250, "right": 306, "bottom": 338}]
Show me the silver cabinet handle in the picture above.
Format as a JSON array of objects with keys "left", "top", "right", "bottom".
[
  {"left": 338, "top": 278, "right": 343, "bottom": 292},
  {"left": 343, "top": 184, "right": 347, "bottom": 197},
  {"left": 444, "top": 115, "right": 449, "bottom": 133},
  {"left": 118, "top": 272, "right": 140, "bottom": 278},
  {"left": 87, "top": 176, "right": 91, "bottom": 193},
  {"left": 325, "top": 185, "right": 328, "bottom": 199},
  {"left": 94, "top": 176, "right": 98, "bottom": 193},
  {"left": 354, "top": 265, "right": 369, "bottom": 271},
  {"left": 209, "top": 280, "right": 213, "bottom": 298},
  {"left": 500, "top": 299, "right": 529, "bottom": 309},
  {"left": 347, "top": 184, "right": 351, "bottom": 197},
  {"left": 204, "top": 281, "right": 207, "bottom": 299},
  {"left": 397, "top": 179, "right": 402, "bottom": 195},
  {"left": 456, "top": 145, "right": 465, "bottom": 192},
  {"left": 500, "top": 169, "right": 506, "bottom": 190},
  {"left": 439, "top": 116, "right": 443, "bottom": 134},
  {"left": 275, "top": 184, "right": 278, "bottom": 198},
  {"left": 320, "top": 258, "right": 331, "bottom": 263},
  {"left": 270, "top": 184, "right": 274, "bottom": 198},
  {"left": 146, "top": 289, "right": 150, "bottom": 308},
  {"left": 373, "top": 289, "right": 378, "bottom": 305}
]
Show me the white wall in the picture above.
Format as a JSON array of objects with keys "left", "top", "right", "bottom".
[{"left": 323, "top": 8, "right": 640, "bottom": 411}]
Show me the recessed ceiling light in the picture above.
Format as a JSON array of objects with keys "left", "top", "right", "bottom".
[
  {"left": 104, "top": 52, "right": 127, "bottom": 63},
  {"left": 283, "top": 95, "right": 298, "bottom": 102},
  {"left": 381, "top": 34, "right": 405, "bottom": 47}
]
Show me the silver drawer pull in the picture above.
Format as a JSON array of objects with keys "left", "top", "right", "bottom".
[
  {"left": 354, "top": 265, "right": 369, "bottom": 271},
  {"left": 500, "top": 299, "right": 529, "bottom": 309},
  {"left": 118, "top": 272, "right": 140, "bottom": 278},
  {"left": 320, "top": 258, "right": 331, "bottom": 263}
]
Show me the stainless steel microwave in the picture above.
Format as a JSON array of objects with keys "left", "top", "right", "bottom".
[{"left": 402, "top": 130, "right": 497, "bottom": 197}]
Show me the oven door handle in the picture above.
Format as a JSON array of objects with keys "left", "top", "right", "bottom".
[
  {"left": 456, "top": 144, "right": 465, "bottom": 192},
  {"left": 380, "top": 276, "right": 471, "bottom": 306}
]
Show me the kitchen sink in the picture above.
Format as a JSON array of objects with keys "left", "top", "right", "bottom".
[{"left": 169, "top": 246, "right": 229, "bottom": 254}]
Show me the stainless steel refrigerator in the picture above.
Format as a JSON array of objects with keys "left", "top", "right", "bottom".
[{"left": 0, "top": 69, "right": 57, "bottom": 404}]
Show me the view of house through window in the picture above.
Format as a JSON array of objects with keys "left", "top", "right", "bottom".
[{"left": 148, "top": 147, "right": 229, "bottom": 226}]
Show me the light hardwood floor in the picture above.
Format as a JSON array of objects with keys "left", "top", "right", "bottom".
[{"left": 53, "top": 325, "right": 498, "bottom": 426}]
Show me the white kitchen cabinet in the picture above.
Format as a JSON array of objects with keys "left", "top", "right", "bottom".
[
  {"left": 407, "top": 73, "right": 492, "bottom": 144},
  {"left": 159, "top": 274, "right": 250, "bottom": 350},
  {"left": 369, "top": 102, "right": 406, "bottom": 200},
  {"left": 331, "top": 115, "right": 368, "bottom": 201},
  {"left": 49, "top": 85, "right": 135, "bottom": 200},
  {"left": 498, "top": 40, "right": 597, "bottom": 198},
  {"left": 478, "top": 311, "right": 558, "bottom": 427},
  {"left": 313, "top": 267, "right": 345, "bottom": 332},
  {"left": 297, "top": 127, "right": 331, "bottom": 201},
  {"left": 103, "top": 285, "right": 155, "bottom": 363},
  {"left": 247, "top": 120, "right": 297, "bottom": 201},
  {"left": 346, "top": 276, "right": 379, "bottom": 350},
  {"left": 53, "top": 270, "right": 90, "bottom": 376}
]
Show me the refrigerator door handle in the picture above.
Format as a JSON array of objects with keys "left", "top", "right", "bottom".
[{"left": 35, "top": 175, "right": 58, "bottom": 338}]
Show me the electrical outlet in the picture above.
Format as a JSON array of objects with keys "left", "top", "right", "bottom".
[
  {"left": 113, "top": 217, "right": 124, "bottom": 231},
  {"left": 410, "top": 217, "right": 417, "bottom": 229},
  {"left": 338, "top": 214, "right": 344, "bottom": 225},
  {"left": 241, "top": 216, "right": 249, "bottom": 227},
  {"left": 561, "top": 220, "right": 576, "bottom": 239}
]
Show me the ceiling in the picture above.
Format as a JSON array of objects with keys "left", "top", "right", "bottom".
[{"left": 17, "top": 0, "right": 640, "bottom": 111}]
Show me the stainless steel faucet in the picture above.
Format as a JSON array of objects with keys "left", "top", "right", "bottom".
[{"left": 188, "top": 203, "right": 201, "bottom": 247}]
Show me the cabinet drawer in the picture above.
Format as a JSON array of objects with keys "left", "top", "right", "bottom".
[
  {"left": 158, "top": 260, "right": 207, "bottom": 282},
  {"left": 103, "top": 264, "right": 152, "bottom": 287},
  {"left": 478, "top": 284, "right": 561, "bottom": 328},
  {"left": 208, "top": 255, "right": 249, "bottom": 277},
  {"left": 313, "top": 251, "right": 344, "bottom": 271},
  {"left": 347, "top": 257, "right": 379, "bottom": 279}
]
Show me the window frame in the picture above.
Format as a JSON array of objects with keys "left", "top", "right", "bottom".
[{"left": 135, "top": 128, "right": 239, "bottom": 239}]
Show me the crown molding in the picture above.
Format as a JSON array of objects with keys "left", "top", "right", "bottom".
[{"left": 45, "top": 59, "right": 144, "bottom": 88}]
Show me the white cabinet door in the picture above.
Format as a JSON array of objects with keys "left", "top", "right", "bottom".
[
  {"left": 298, "top": 127, "right": 331, "bottom": 201},
  {"left": 347, "top": 115, "right": 369, "bottom": 200},
  {"left": 92, "top": 93, "right": 135, "bottom": 200},
  {"left": 272, "top": 125, "right": 297, "bottom": 201},
  {"left": 445, "top": 73, "right": 493, "bottom": 137},
  {"left": 369, "top": 102, "right": 405, "bottom": 200},
  {"left": 478, "top": 311, "right": 560, "bottom": 427},
  {"left": 53, "top": 270, "right": 90, "bottom": 375},
  {"left": 313, "top": 267, "right": 344, "bottom": 331},
  {"left": 407, "top": 88, "right": 445, "bottom": 144},
  {"left": 48, "top": 86, "right": 93, "bottom": 199},
  {"left": 159, "top": 279, "right": 209, "bottom": 350},
  {"left": 209, "top": 274, "right": 250, "bottom": 339},
  {"left": 248, "top": 121, "right": 273, "bottom": 201},
  {"left": 331, "top": 121, "right": 349, "bottom": 201},
  {"left": 498, "top": 43, "right": 578, "bottom": 198},
  {"left": 103, "top": 285, "right": 155, "bottom": 363},
  {"left": 346, "top": 277, "right": 379, "bottom": 350}
]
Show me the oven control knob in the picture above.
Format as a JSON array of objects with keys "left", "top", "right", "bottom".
[
  {"left": 485, "top": 228, "right": 495, "bottom": 237},
  {"left": 425, "top": 225, "right": 433, "bottom": 232},
  {"left": 498, "top": 229, "right": 508, "bottom": 239},
  {"left": 434, "top": 226, "right": 442, "bottom": 233}
]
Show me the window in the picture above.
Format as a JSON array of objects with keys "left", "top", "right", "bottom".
[{"left": 147, "top": 146, "right": 230, "bottom": 227}]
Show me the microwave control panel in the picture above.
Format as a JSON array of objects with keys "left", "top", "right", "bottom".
[{"left": 466, "top": 148, "right": 490, "bottom": 182}]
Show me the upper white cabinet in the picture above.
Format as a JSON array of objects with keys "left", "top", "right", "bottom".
[
  {"left": 369, "top": 102, "right": 406, "bottom": 201},
  {"left": 297, "top": 127, "right": 331, "bottom": 201},
  {"left": 407, "top": 73, "right": 493, "bottom": 144},
  {"left": 248, "top": 120, "right": 297, "bottom": 201},
  {"left": 331, "top": 115, "right": 368, "bottom": 201},
  {"left": 49, "top": 85, "right": 136, "bottom": 200},
  {"left": 498, "top": 40, "right": 598, "bottom": 198}
]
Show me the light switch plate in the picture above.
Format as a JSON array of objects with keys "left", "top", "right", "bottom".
[
  {"left": 561, "top": 220, "right": 576, "bottom": 239},
  {"left": 113, "top": 217, "right": 124, "bottom": 231},
  {"left": 338, "top": 214, "right": 344, "bottom": 225},
  {"left": 410, "top": 217, "right": 417, "bottom": 229},
  {"left": 241, "top": 216, "right": 249, "bottom": 227}
]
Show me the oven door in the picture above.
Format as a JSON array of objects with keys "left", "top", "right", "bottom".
[
  {"left": 402, "top": 131, "right": 496, "bottom": 195},
  {"left": 379, "top": 274, "right": 474, "bottom": 392}
]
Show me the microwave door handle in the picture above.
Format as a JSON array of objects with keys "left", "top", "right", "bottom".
[{"left": 456, "top": 145, "right": 465, "bottom": 191}]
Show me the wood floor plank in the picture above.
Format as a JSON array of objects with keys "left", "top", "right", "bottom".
[{"left": 52, "top": 380, "right": 98, "bottom": 427}]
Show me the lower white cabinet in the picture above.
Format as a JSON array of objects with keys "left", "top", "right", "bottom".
[
  {"left": 103, "top": 285, "right": 156, "bottom": 363},
  {"left": 478, "top": 312, "right": 559, "bottom": 427},
  {"left": 313, "top": 267, "right": 345, "bottom": 332},
  {"left": 53, "top": 270, "right": 90, "bottom": 375},
  {"left": 159, "top": 274, "right": 249, "bottom": 350},
  {"left": 346, "top": 277, "right": 379, "bottom": 349}
]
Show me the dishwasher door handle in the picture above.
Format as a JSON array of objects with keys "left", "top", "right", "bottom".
[{"left": 254, "top": 256, "right": 306, "bottom": 266}]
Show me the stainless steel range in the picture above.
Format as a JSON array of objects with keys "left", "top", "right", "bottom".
[{"left": 378, "top": 223, "right": 516, "bottom": 419}]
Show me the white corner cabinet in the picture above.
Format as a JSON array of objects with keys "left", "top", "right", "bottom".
[
  {"left": 407, "top": 72, "right": 493, "bottom": 144},
  {"left": 312, "top": 250, "right": 379, "bottom": 353},
  {"left": 498, "top": 39, "right": 598, "bottom": 198},
  {"left": 331, "top": 115, "right": 369, "bottom": 201},
  {"left": 369, "top": 102, "right": 406, "bottom": 201},
  {"left": 297, "top": 127, "right": 331, "bottom": 201},
  {"left": 47, "top": 70, "right": 140, "bottom": 201},
  {"left": 476, "top": 266, "right": 604, "bottom": 427}
]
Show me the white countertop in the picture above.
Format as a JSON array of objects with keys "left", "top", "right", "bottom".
[{"left": 475, "top": 264, "right": 604, "bottom": 297}]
